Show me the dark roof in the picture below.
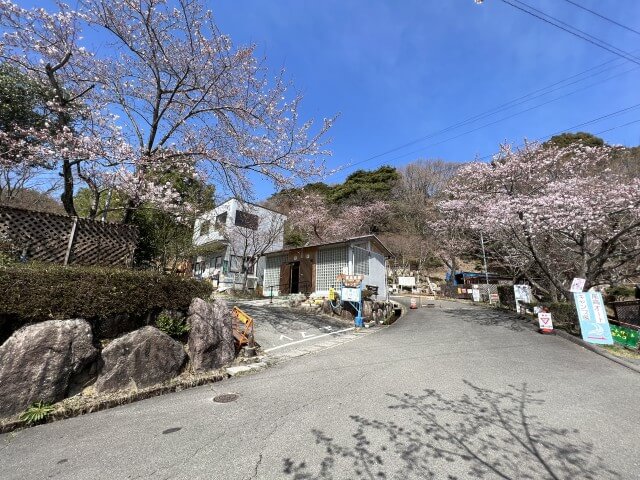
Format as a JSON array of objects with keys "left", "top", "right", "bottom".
[{"left": 265, "top": 234, "right": 393, "bottom": 258}]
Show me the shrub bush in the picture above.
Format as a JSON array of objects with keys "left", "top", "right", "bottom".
[
  {"left": 545, "top": 302, "right": 580, "bottom": 333},
  {"left": 497, "top": 285, "right": 515, "bottom": 309},
  {"left": 155, "top": 310, "right": 191, "bottom": 338},
  {"left": 0, "top": 264, "right": 211, "bottom": 343},
  {"left": 606, "top": 284, "right": 635, "bottom": 300}
]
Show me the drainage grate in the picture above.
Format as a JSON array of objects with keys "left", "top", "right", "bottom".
[{"left": 213, "top": 393, "right": 239, "bottom": 403}]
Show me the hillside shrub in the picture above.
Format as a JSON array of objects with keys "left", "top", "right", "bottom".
[{"left": 0, "top": 264, "right": 211, "bottom": 343}]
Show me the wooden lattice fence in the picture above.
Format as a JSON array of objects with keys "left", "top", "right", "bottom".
[{"left": 0, "top": 206, "right": 137, "bottom": 267}]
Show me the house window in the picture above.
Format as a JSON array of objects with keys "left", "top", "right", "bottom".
[
  {"left": 215, "top": 212, "right": 227, "bottom": 227},
  {"left": 215, "top": 256, "right": 222, "bottom": 268},
  {"left": 264, "top": 255, "right": 286, "bottom": 289},
  {"left": 235, "top": 210, "right": 259, "bottom": 230},
  {"left": 230, "top": 255, "right": 242, "bottom": 272},
  {"left": 317, "top": 246, "right": 348, "bottom": 291},
  {"left": 200, "top": 220, "right": 211, "bottom": 236},
  {"left": 353, "top": 246, "right": 370, "bottom": 276}
]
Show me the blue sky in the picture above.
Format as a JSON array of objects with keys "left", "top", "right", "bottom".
[
  {"left": 208, "top": 0, "right": 640, "bottom": 197},
  {"left": 18, "top": 0, "right": 640, "bottom": 200}
]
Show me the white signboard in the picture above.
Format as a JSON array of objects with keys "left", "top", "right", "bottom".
[
  {"left": 341, "top": 287, "right": 361, "bottom": 302},
  {"left": 398, "top": 276, "right": 416, "bottom": 287},
  {"left": 537, "top": 312, "right": 553, "bottom": 330},
  {"left": 570, "top": 278, "right": 586, "bottom": 293},
  {"left": 472, "top": 286, "right": 481, "bottom": 302},
  {"left": 513, "top": 284, "right": 533, "bottom": 312}
]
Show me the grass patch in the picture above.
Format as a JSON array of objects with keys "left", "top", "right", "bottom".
[{"left": 601, "top": 345, "right": 640, "bottom": 360}]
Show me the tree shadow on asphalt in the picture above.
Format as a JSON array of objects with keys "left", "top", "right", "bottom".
[
  {"left": 282, "top": 381, "right": 619, "bottom": 480},
  {"left": 440, "top": 307, "right": 529, "bottom": 332}
]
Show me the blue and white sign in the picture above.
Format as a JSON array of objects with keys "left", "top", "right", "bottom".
[
  {"left": 341, "top": 286, "right": 361, "bottom": 302},
  {"left": 573, "top": 292, "right": 613, "bottom": 345}
]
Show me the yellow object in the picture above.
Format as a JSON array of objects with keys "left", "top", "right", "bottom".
[
  {"left": 328, "top": 288, "right": 335, "bottom": 300},
  {"left": 232, "top": 306, "right": 254, "bottom": 347},
  {"left": 233, "top": 306, "right": 252, "bottom": 324}
]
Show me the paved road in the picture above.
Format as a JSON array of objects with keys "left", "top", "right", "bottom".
[{"left": 2, "top": 300, "right": 640, "bottom": 479}]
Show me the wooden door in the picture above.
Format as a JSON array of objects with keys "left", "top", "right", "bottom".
[
  {"left": 299, "top": 259, "right": 313, "bottom": 293},
  {"left": 279, "top": 262, "right": 291, "bottom": 294}
]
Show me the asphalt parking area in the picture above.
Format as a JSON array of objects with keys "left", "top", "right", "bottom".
[{"left": 231, "top": 301, "right": 355, "bottom": 353}]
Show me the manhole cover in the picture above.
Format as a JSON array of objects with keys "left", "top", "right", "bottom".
[{"left": 213, "top": 393, "right": 239, "bottom": 403}]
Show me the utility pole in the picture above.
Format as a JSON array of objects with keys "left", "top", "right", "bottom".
[{"left": 480, "top": 232, "right": 492, "bottom": 304}]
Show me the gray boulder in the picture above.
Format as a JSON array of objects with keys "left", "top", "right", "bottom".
[
  {"left": 363, "top": 300, "right": 374, "bottom": 319},
  {"left": 321, "top": 299, "right": 333, "bottom": 315},
  {"left": 95, "top": 326, "right": 186, "bottom": 393},
  {"left": 0, "top": 319, "right": 97, "bottom": 418},
  {"left": 187, "top": 298, "right": 235, "bottom": 372}
]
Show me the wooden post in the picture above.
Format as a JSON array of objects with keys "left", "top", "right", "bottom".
[{"left": 63, "top": 217, "right": 78, "bottom": 266}]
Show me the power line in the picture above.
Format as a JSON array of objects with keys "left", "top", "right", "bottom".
[
  {"left": 477, "top": 103, "right": 640, "bottom": 161},
  {"left": 355, "top": 55, "right": 631, "bottom": 166},
  {"left": 331, "top": 1, "right": 640, "bottom": 176},
  {"left": 593, "top": 118, "right": 640, "bottom": 136},
  {"left": 341, "top": 63, "right": 638, "bottom": 171},
  {"left": 500, "top": 0, "right": 640, "bottom": 66},
  {"left": 561, "top": 0, "right": 640, "bottom": 37}
]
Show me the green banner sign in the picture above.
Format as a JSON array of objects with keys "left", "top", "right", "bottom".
[{"left": 610, "top": 324, "right": 639, "bottom": 349}]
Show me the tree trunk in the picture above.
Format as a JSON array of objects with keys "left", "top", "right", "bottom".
[{"left": 60, "top": 159, "right": 77, "bottom": 216}]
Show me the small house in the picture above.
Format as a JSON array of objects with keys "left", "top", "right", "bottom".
[
  {"left": 262, "top": 235, "right": 392, "bottom": 299},
  {"left": 192, "top": 198, "right": 286, "bottom": 290}
]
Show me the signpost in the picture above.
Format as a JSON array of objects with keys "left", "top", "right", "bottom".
[
  {"left": 338, "top": 274, "right": 365, "bottom": 328},
  {"left": 398, "top": 276, "right": 416, "bottom": 288},
  {"left": 574, "top": 292, "right": 613, "bottom": 345},
  {"left": 472, "top": 285, "right": 481, "bottom": 302},
  {"left": 537, "top": 312, "right": 553, "bottom": 333},
  {"left": 342, "top": 287, "right": 361, "bottom": 302},
  {"left": 513, "top": 284, "right": 533, "bottom": 313},
  {"left": 570, "top": 277, "right": 586, "bottom": 293}
]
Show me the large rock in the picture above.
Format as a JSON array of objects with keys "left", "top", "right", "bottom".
[
  {"left": 363, "top": 300, "right": 374, "bottom": 319},
  {"left": 95, "top": 326, "right": 186, "bottom": 393},
  {"left": 187, "top": 298, "right": 235, "bottom": 372},
  {"left": 0, "top": 319, "right": 97, "bottom": 418}
]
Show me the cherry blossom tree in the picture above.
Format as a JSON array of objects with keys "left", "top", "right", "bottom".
[
  {"left": 86, "top": 0, "right": 333, "bottom": 222},
  {"left": 0, "top": 0, "right": 135, "bottom": 216},
  {"left": 287, "top": 191, "right": 389, "bottom": 243},
  {"left": 438, "top": 141, "right": 640, "bottom": 299},
  {"left": 0, "top": 0, "right": 333, "bottom": 219}
]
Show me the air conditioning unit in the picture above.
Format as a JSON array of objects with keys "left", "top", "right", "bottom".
[{"left": 246, "top": 277, "right": 258, "bottom": 289}]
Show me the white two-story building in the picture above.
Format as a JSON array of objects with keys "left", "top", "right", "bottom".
[{"left": 192, "top": 198, "right": 286, "bottom": 291}]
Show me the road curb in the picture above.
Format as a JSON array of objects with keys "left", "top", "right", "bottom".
[{"left": 552, "top": 328, "right": 640, "bottom": 374}]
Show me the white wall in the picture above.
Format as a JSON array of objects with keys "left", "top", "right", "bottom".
[{"left": 193, "top": 199, "right": 286, "bottom": 285}]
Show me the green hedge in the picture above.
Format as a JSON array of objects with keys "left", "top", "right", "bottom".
[{"left": 0, "top": 264, "right": 211, "bottom": 342}]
